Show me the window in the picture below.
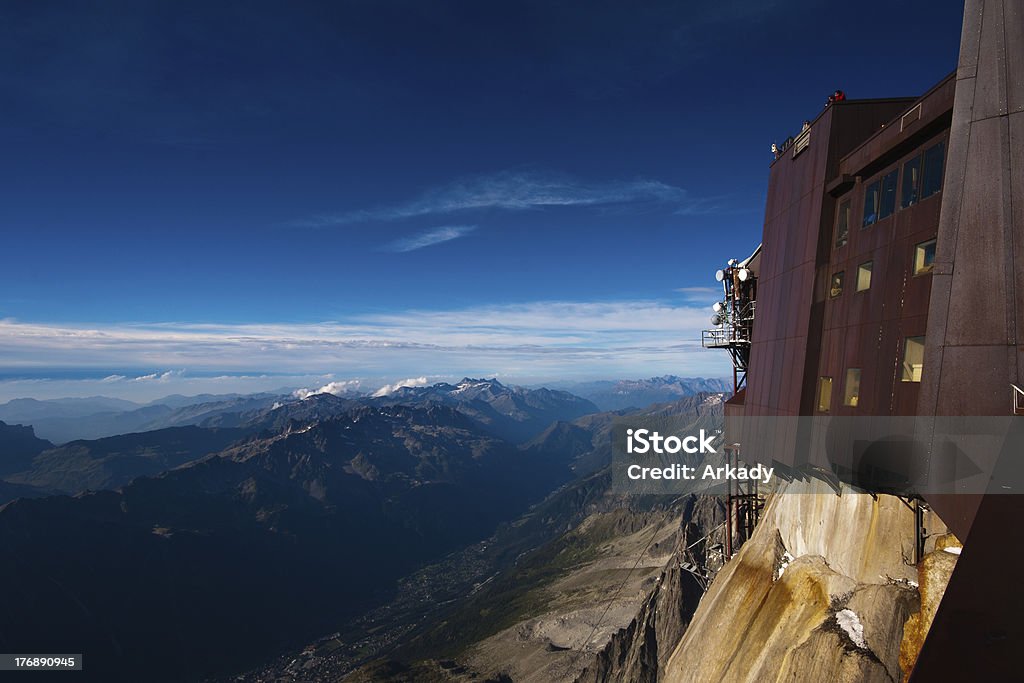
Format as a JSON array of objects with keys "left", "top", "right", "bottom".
[
  {"left": 879, "top": 169, "right": 898, "bottom": 220},
  {"left": 901, "top": 337, "right": 925, "bottom": 383},
  {"left": 818, "top": 377, "right": 833, "bottom": 412},
  {"left": 901, "top": 156, "right": 921, "bottom": 209},
  {"left": 914, "top": 239, "right": 936, "bottom": 275},
  {"left": 835, "top": 199, "right": 850, "bottom": 248},
  {"left": 862, "top": 180, "right": 880, "bottom": 227},
  {"left": 830, "top": 271, "right": 845, "bottom": 298},
  {"left": 900, "top": 103, "right": 922, "bottom": 131},
  {"left": 856, "top": 261, "right": 873, "bottom": 291},
  {"left": 921, "top": 141, "right": 945, "bottom": 199},
  {"left": 843, "top": 368, "right": 861, "bottom": 407}
]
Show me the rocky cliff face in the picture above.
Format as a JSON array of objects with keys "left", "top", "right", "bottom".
[
  {"left": 574, "top": 496, "right": 725, "bottom": 683},
  {"left": 663, "top": 480, "right": 953, "bottom": 683},
  {"left": 579, "top": 480, "right": 957, "bottom": 683}
]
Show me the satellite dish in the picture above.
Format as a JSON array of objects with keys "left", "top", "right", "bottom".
[
  {"left": 711, "top": 314, "right": 722, "bottom": 326},
  {"left": 738, "top": 268, "right": 751, "bottom": 281},
  {"left": 715, "top": 269, "right": 726, "bottom": 282},
  {"left": 712, "top": 301, "right": 724, "bottom": 313}
]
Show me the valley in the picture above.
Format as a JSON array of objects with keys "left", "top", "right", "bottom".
[{"left": 0, "top": 377, "right": 725, "bottom": 682}]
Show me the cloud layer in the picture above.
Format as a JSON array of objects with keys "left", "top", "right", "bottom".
[
  {"left": 293, "top": 379, "right": 363, "bottom": 400},
  {"left": 0, "top": 298, "right": 730, "bottom": 400},
  {"left": 372, "top": 376, "right": 429, "bottom": 397}
]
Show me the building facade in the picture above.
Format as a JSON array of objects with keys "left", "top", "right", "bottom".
[{"left": 708, "top": 2, "right": 1023, "bottom": 677}]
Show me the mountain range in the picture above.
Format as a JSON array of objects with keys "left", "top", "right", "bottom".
[
  {"left": 237, "top": 393, "right": 727, "bottom": 682},
  {"left": 0, "top": 378, "right": 728, "bottom": 682},
  {"left": 0, "top": 376, "right": 725, "bottom": 444},
  {"left": 369, "top": 378, "right": 599, "bottom": 443},
  {"left": 0, "top": 394, "right": 282, "bottom": 444},
  {"left": 556, "top": 375, "right": 731, "bottom": 411},
  {"left": 0, "top": 402, "right": 582, "bottom": 682}
]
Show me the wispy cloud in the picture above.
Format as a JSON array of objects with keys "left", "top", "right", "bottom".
[
  {"left": 384, "top": 225, "right": 476, "bottom": 252},
  {"left": 295, "top": 171, "right": 705, "bottom": 227}
]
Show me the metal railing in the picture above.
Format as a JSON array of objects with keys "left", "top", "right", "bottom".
[{"left": 702, "top": 301, "right": 755, "bottom": 349}]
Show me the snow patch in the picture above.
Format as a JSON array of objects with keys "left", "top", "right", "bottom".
[
  {"left": 774, "top": 550, "right": 794, "bottom": 581},
  {"left": 886, "top": 575, "right": 919, "bottom": 589},
  {"left": 942, "top": 546, "right": 962, "bottom": 555},
  {"left": 835, "top": 609, "right": 867, "bottom": 649}
]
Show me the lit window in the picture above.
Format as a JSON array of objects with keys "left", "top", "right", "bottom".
[
  {"left": 843, "top": 368, "right": 861, "bottom": 407},
  {"left": 921, "top": 142, "right": 945, "bottom": 199},
  {"left": 818, "top": 377, "right": 833, "bottom": 412},
  {"left": 914, "top": 239, "right": 936, "bottom": 275},
  {"left": 879, "top": 169, "right": 898, "bottom": 220},
  {"left": 830, "top": 271, "right": 845, "bottom": 298},
  {"left": 901, "top": 337, "right": 925, "bottom": 383},
  {"left": 856, "top": 261, "right": 872, "bottom": 291},
  {"left": 901, "top": 156, "right": 921, "bottom": 209},
  {"left": 862, "top": 180, "right": 880, "bottom": 227},
  {"left": 835, "top": 199, "right": 850, "bottom": 248}
]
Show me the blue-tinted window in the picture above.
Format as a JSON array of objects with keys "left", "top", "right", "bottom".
[
  {"left": 921, "top": 142, "right": 945, "bottom": 199},
  {"left": 862, "top": 181, "right": 880, "bottom": 227},
  {"left": 914, "top": 239, "right": 936, "bottom": 275},
  {"left": 879, "top": 169, "right": 898, "bottom": 220},
  {"left": 901, "top": 156, "right": 921, "bottom": 209}
]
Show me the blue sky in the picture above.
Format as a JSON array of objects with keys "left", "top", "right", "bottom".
[{"left": 0, "top": 0, "right": 965, "bottom": 400}]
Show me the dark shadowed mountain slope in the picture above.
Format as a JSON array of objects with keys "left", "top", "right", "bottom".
[
  {"left": 0, "top": 395, "right": 283, "bottom": 444},
  {"left": 0, "top": 480, "right": 52, "bottom": 505},
  {"left": 0, "top": 404, "right": 577, "bottom": 683},
  {"left": 4, "top": 425, "right": 248, "bottom": 493},
  {"left": 0, "top": 421, "right": 54, "bottom": 477},
  {"left": 0, "top": 396, "right": 140, "bottom": 423},
  {"left": 149, "top": 394, "right": 284, "bottom": 429},
  {"left": 230, "top": 393, "right": 364, "bottom": 432},
  {"left": 0, "top": 404, "right": 177, "bottom": 444}
]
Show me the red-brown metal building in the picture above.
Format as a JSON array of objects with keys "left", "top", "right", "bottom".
[{"left": 712, "top": 0, "right": 1024, "bottom": 678}]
